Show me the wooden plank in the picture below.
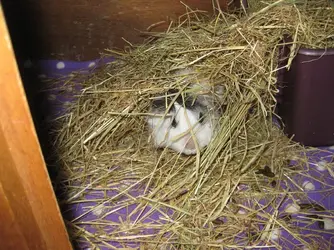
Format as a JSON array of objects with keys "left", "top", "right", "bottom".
[
  {"left": 0, "top": 182, "right": 30, "bottom": 250},
  {"left": 0, "top": 4, "right": 73, "bottom": 250}
]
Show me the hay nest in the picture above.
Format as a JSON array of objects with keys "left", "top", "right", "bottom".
[{"left": 49, "top": 1, "right": 334, "bottom": 249}]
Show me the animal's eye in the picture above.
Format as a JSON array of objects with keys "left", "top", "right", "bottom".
[
  {"left": 171, "top": 118, "right": 177, "bottom": 128},
  {"left": 199, "top": 112, "right": 204, "bottom": 123}
]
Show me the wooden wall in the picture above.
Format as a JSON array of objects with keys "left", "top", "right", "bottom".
[{"left": 1, "top": 0, "right": 241, "bottom": 61}]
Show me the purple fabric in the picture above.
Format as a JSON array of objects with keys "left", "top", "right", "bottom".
[{"left": 22, "top": 58, "right": 334, "bottom": 249}]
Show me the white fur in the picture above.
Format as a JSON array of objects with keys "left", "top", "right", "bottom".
[
  {"left": 147, "top": 68, "right": 223, "bottom": 155},
  {"left": 147, "top": 102, "right": 219, "bottom": 155}
]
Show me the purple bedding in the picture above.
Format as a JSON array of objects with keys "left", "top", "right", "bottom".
[{"left": 22, "top": 58, "right": 334, "bottom": 250}]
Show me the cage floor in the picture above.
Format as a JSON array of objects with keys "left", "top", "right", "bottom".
[{"left": 22, "top": 58, "right": 334, "bottom": 250}]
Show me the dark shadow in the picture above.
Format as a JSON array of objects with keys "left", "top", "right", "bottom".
[
  {"left": 1, "top": 0, "right": 60, "bottom": 179},
  {"left": 1, "top": 1, "right": 77, "bottom": 248}
]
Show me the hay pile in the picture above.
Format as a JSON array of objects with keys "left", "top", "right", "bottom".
[{"left": 50, "top": 1, "right": 334, "bottom": 249}]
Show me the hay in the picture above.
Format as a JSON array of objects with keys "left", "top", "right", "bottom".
[{"left": 49, "top": 1, "right": 334, "bottom": 249}]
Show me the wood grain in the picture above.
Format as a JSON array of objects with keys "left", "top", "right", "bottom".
[
  {"left": 0, "top": 4, "right": 72, "bottom": 250},
  {"left": 2, "top": 0, "right": 231, "bottom": 61}
]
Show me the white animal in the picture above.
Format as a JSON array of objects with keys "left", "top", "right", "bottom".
[{"left": 146, "top": 69, "right": 224, "bottom": 155}]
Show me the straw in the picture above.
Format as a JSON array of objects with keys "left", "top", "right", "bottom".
[{"left": 48, "top": 1, "right": 334, "bottom": 249}]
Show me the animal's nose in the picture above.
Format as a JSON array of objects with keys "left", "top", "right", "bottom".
[{"left": 184, "top": 137, "right": 196, "bottom": 150}]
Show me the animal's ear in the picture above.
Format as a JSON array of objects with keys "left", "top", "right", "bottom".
[
  {"left": 218, "top": 103, "right": 227, "bottom": 114},
  {"left": 166, "top": 89, "right": 196, "bottom": 109},
  {"left": 151, "top": 92, "right": 178, "bottom": 113},
  {"left": 166, "top": 88, "right": 180, "bottom": 96},
  {"left": 152, "top": 98, "right": 168, "bottom": 109}
]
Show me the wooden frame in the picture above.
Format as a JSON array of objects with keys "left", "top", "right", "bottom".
[{"left": 0, "top": 4, "right": 72, "bottom": 250}]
